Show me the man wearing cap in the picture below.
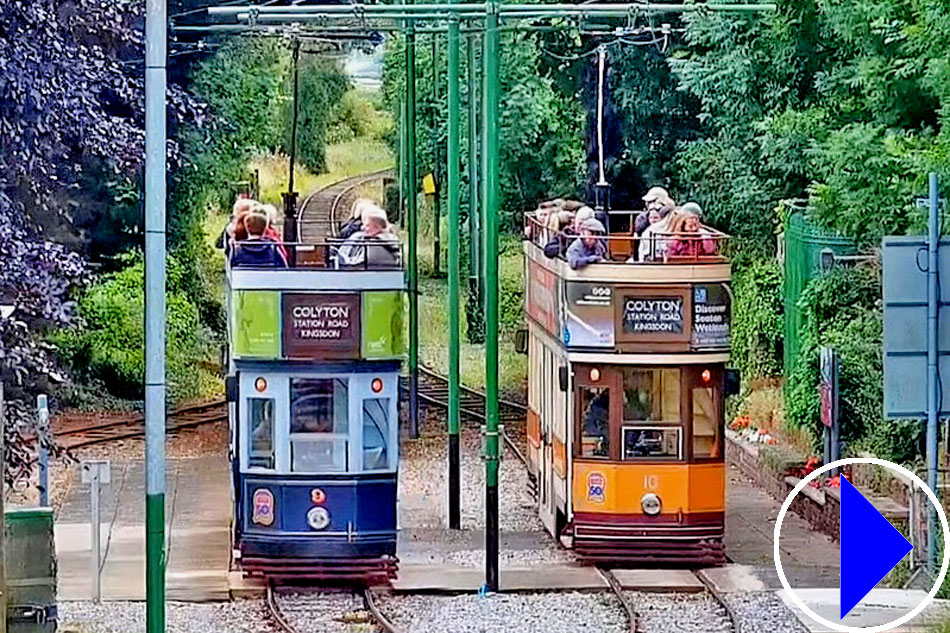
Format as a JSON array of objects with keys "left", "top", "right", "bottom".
[
  {"left": 566, "top": 218, "right": 607, "bottom": 269},
  {"left": 636, "top": 186, "right": 677, "bottom": 235}
]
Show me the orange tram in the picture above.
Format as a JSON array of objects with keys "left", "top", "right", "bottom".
[{"left": 522, "top": 216, "right": 737, "bottom": 565}]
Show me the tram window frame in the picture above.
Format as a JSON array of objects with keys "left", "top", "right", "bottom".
[
  {"left": 247, "top": 397, "right": 276, "bottom": 470},
  {"left": 573, "top": 365, "right": 622, "bottom": 461},
  {"left": 621, "top": 425, "right": 682, "bottom": 461},
  {"left": 289, "top": 377, "right": 350, "bottom": 473},
  {"left": 688, "top": 366, "right": 723, "bottom": 462},
  {"left": 361, "top": 397, "right": 392, "bottom": 471}
]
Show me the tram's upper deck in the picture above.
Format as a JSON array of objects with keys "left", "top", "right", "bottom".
[
  {"left": 227, "top": 239, "right": 405, "bottom": 363},
  {"left": 522, "top": 212, "right": 731, "bottom": 354}
]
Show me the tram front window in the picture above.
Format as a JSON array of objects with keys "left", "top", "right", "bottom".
[
  {"left": 621, "top": 368, "right": 680, "bottom": 423},
  {"left": 362, "top": 398, "right": 390, "bottom": 471},
  {"left": 623, "top": 427, "right": 681, "bottom": 460},
  {"left": 579, "top": 387, "right": 610, "bottom": 458},
  {"left": 248, "top": 398, "right": 275, "bottom": 469},
  {"left": 290, "top": 378, "right": 349, "bottom": 472}
]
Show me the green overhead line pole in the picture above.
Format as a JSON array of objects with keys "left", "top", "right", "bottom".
[
  {"left": 431, "top": 35, "right": 443, "bottom": 277},
  {"left": 467, "top": 33, "right": 481, "bottom": 321},
  {"left": 399, "top": 98, "right": 407, "bottom": 229},
  {"left": 482, "top": 3, "right": 501, "bottom": 593},
  {"left": 447, "top": 16, "right": 462, "bottom": 530},
  {"left": 406, "top": 19, "right": 421, "bottom": 439}
]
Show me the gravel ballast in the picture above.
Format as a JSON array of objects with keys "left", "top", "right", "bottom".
[
  {"left": 58, "top": 600, "right": 273, "bottom": 633},
  {"left": 273, "top": 591, "right": 376, "bottom": 633},
  {"left": 378, "top": 592, "right": 627, "bottom": 633}
]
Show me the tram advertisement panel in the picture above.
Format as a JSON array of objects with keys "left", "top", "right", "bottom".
[
  {"left": 691, "top": 284, "right": 731, "bottom": 349},
  {"left": 362, "top": 291, "right": 406, "bottom": 359},
  {"left": 563, "top": 282, "right": 614, "bottom": 348},
  {"left": 232, "top": 291, "right": 281, "bottom": 359},
  {"left": 526, "top": 259, "right": 560, "bottom": 337},
  {"left": 282, "top": 293, "right": 361, "bottom": 358}
]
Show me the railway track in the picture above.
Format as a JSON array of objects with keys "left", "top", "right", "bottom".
[
  {"left": 53, "top": 399, "right": 227, "bottom": 451},
  {"left": 410, "top": 365, "right": 529, "bottom": 465},
  {"left": 298, "top": 168, "right": 395, "bottom": 243},
  {"left": 266, "top": 582, "right": 401, "bottom": 633}
]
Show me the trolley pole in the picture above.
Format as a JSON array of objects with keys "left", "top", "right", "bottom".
[
  {"left": 482, "top": 5, "right": 501, "bottom": 592},
  {"left": 406, "top": 20, "right": 421, "bottom": 439},
  {"left": 447, "top": 17, "right": 462, "bottom": 530},
  {"left": 283, "top": 38, "right": 301, "bottom": 245},
  {"left": 466, "top": 34, "right": 481, "bottom": 316},
  {"left": 144, "top": 0, "right": 168, "bottom": 629}
]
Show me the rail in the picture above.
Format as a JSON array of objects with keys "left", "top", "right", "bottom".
[
  {"left": 53, "top": 399, "right": 227, "bottom": 450},
  {"left": 409, "top": 365, "right": 529, "bottom": 466}
]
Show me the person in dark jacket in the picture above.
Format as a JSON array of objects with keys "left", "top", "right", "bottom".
[
  {"left": 338, "top": 198, "right": 373, "bottom": 239},
  {"left": 231, "top": 213, "right": 288, "bottom": 268},
  {"left": 566, "top": 218, "right": 607, "bottom": 269}
]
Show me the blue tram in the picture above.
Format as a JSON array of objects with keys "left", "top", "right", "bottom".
[{"left": 226, "top": 256, "right": 405, "bottom": 582}]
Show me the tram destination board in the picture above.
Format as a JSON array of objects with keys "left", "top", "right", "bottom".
[
  {"left": 621, "top": 295, "right": 685, "bottom": 335},
  {"left": 282, "top": 292, "right": 361, "bottom": 358}
]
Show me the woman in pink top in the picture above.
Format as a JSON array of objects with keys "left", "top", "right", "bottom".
[{"left": 667, "top": 211, "right": 717, "bottom": 257}]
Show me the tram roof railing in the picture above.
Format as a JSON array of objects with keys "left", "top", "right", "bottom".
[
  {"left": 227, "top": 238, "right": 404, "bottom": 271},
  {"left": 524, "top": 211, "right": 731, "bottom": 265}
]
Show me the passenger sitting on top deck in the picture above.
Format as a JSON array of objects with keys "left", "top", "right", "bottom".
[
  {"left": 566, "top": 218, "right": 607, "bottom": 269},
  {"left": 230, "top": 212, "right": 289, "bottom": 268},
  {"left": 337, "top": 204, "right": 401, "bottom": 268},
  {"left": 339, "top": 198, "right": 374, "bottom": 240},
  {"left": 667, "top": 204, "right": 717, "bottom": 257},
  {"left": 217, "top": 198, "right": 256, "bottom": 258},
  {"left": 542, "top": 211, "right": 573, "bottom": 259}
]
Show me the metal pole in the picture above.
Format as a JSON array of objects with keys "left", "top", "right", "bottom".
[
  {"left": 37, "top": 395, "right": 49, "bottom": 507},
  {"left": 398, "top": 98, "right": 406, "bottom": 229},
  {"left": 431, "top": 35, "right": 442, "bottom": 276},
  {"left": 483, "top": 4, "right": 501, "bottom": 592},
  {"left": 927, "top": 172, "right": 939, "bottom": 575},
  {"left": 145, "top": 0, "right": 167, "bottom": 628},
  {"left": 467, "top": 34, "right": 481, "bottom": 309},
  {"left": 447, "top": 18, "right": 462, "bottom": 530},
  {"left": 283, "top": 38, "right": 301, "bottom": 245},
  {"left": 406, "top": 21, "right": 421, "bottom": 439},
  {"left": 0, "top": 383, "right": 7, "bottom": 633},
  {"left": 90, "top": 468, "right": 101, "bottom": 603}
]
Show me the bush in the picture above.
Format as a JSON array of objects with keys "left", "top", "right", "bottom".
[
  {"left": 53, "top": 252, "right": 221, "bottom": 403},
  {"left": 783, "top": 264, "right": 916, "bottom": 462},
  {"left": 731, "top": 257, "right": 783, "bottom": 380},
  {"left": 327, "top": 90, "right": 395, "bottom": 144},
  {"left": 285, "top": 59, "right": 349, "bottom": 174}
]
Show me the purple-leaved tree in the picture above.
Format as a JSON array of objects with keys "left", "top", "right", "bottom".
[{"left": 0, "top": 0, "right": 204, "bottom": 484}]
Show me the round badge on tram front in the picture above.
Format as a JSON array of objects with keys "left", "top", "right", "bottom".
[{"left": 307, "top": 506, "right": 330, "bottom": 530}]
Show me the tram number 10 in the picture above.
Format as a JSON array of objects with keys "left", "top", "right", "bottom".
[{"left": 643, "top": 474, "right": 659, "bottom": 491}]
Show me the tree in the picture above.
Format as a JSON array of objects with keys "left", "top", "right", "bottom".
[{"left": 0, "top": 0, "right": 202, "bottom": 483}]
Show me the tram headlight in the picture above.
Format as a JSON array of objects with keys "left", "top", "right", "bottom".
[
  {"left": 254, "top": 377, "right": 268, "bottom": 392},
  {"left": 589, "top": 367, "right": 601, "bottom": 382},
  {"left": 371, "top": 377, "right": 384, "bottom": 393},
  {"left": 641, "top": 493, "right": 662, "bottom": 516},
  {"left": 307, "top": 506, "right": 331, "bottom": 530},
  {"left": 701, "top": 369, "right": 712, "bottom": 384}
]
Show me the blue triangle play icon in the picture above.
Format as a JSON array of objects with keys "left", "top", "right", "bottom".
[{"left": 840, "top": 477, "right": 913, "bottom": 619}]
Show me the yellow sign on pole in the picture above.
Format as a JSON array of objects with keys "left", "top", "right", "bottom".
[{"left": 422, "top": 173, "right": 436, "bottom": 196}]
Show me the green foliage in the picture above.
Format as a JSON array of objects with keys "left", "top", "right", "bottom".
[
  {"left": 731, "top": 257, "right": 783, "bottom": 379},
  {"left": 286, "top": 58, "right": 350, "bottom": 174},
  {"left": 53, "top": 252, "right": 221, "bottom": 403},
  {"left": 328, "top": 89, "right": 395, "bottom": 144},
  {"left": 784, "top": 265, "right": 917, "bottom": 462},
  {"left": 382, "top": 31, "right": 586, "bottom": 226}
]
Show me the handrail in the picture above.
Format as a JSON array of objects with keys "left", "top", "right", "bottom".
[{"left": 524, "top": 212, "right": 730, "bottom": 264}]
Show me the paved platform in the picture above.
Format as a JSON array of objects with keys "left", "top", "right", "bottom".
[
  {"left": 724, "top": 463, "right": 840, "bottom": 589},
  {"left": 55, "top": 456, "right": 231, "bottom": 602},
  {"left": 779, "top": 588, "right": 950, "bottom": 632}
]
